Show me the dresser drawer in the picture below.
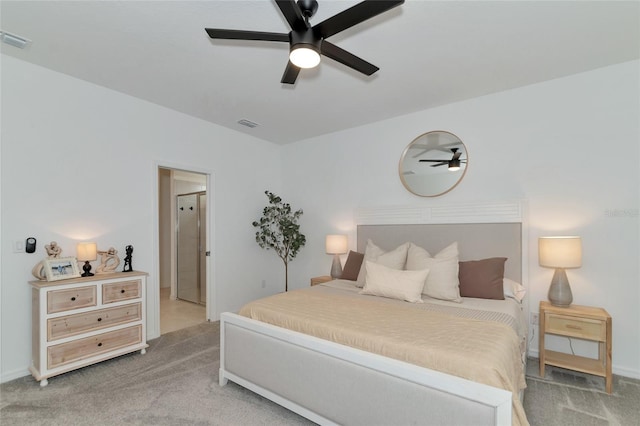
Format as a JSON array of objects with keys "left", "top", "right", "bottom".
[
  {"left": 47, "top": 286, "right": 97, "bottom": 314},
  {"left": 47, "top": 325, "right": 142, "bottom": 369},
  {"left": 546, "top": 314, "right": 606, "bottom": 341},
  {"left": 103, "top": 280, "right": 141, "bottom": 304},
  {"left": 47, "top": 303, "right": 142, "bottom": 341}
]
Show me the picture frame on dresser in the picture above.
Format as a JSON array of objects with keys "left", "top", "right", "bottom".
[{"left": 43, "top": 257, "right": 81, "bottom": 281}]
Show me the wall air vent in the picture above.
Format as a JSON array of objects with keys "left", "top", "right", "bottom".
[{"left": 237, "top": 119, "right": 259, "bottom": 129}]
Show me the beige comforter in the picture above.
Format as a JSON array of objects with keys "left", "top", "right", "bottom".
[{"left": 239, "top": 285, "right": 529, "bottom": 426}]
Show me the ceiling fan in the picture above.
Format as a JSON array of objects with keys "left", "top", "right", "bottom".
[
  {"left": 419, "top": 148, "right": 467, "bottom": 171},
  {"left": 205, "top": 0, "right": 404, "bottom": 84}
]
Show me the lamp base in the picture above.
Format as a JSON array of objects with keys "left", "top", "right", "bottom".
[
  {"left": 330, "top": 254, "right": 343, "bottom": 279},
  {"left": 548, "top": 268, "right": 572, "bottom": 307},
  {"left": 81, "top": 261, "right": 94, "bottom": 277}
]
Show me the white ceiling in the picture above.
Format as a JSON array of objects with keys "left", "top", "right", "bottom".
[{"left": 2, "top": 1, "right": 638, "bottom": 145}]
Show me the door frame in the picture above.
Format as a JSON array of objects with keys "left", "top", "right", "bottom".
[{"left": 150, "top": 161, "right": 215, "bottom": 339}]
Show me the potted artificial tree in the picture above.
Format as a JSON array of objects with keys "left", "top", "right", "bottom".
[{"left": 252, "top": 191, "right": 306, "bottom": 292}]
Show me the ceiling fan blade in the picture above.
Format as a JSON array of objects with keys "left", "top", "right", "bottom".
[
  {"left": 419, "top": 159, "right": 447, "bottom": 163},
  {"left": 313, "top": 0, "right": 404, "bottom": 39},
  {"left": 281, "top": 61, "right": 301, "bottom": 84},
  {"left": 205, "top": 28, "right": 289, "bottom": 42},
  {"left": 275, "top": 0, "right": 307, "bottom": 31},
  {"left": 321, "top": 41, "right": 378, "bottom": 76},
  {"left": 431, "top": 162, "right": 448, "bottom": 167}
]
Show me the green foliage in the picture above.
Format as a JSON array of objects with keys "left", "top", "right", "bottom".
[{"left": 252, "top": 191, "right": 306, "bottom": 291}]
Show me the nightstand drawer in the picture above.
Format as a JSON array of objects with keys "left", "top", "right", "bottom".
[
  {"left": 47, "top": 302, "right": 142, "bottom": 341},
  {"left": 47, "top": 325, "right": 142, "bottom": 369},
  {"left": 103, "top": 280, "right": 141, "bottom": 303},
  {"left": 546, "top": 314, "right": 605, "bottom": 341},
  {"left": 47, "top": 286, "right": 97, "bottom": 314},
  {"left": 311, "top": 276, "right": 333, "bottom": 286}
]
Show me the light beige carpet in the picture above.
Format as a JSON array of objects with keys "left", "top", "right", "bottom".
[
  {"left": 2, "top": 321, "right": 639, "bottom": 425},
  {"left": 0, "top": 322, "right": 312, "bottom": 425}
]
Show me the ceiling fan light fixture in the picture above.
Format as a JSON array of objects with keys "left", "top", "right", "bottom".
[
  {"left": 289, "top": 45, "right": 320, "bottom": 68},
  {"left": 448, "top": 160, "right": 461, "bottom": 171}
]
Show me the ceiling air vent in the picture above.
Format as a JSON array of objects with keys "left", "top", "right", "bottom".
[
  {"left": 0, "top": 31, "right": 31, "bottom": 49},
  {"left": 237, "top": 119, "right": 259, "bottom": 129}
]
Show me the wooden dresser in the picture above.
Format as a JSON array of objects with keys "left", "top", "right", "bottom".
[{"left": 29, "top": 271, "right": 148, "bottom": 386}]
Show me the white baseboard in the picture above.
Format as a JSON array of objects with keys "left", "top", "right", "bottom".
[
  {"left": 1, "top": 367, "right": 30, "bottom": 384},
  {"left": 612, "top": 366, "right": 640, "bottom": 380}
]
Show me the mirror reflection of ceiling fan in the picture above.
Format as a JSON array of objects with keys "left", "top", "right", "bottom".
[
  {"left": 419, "top": 148, "right": 467, "bottom": 171},
  {"left": 410, "top": 132, "right": 460, "bottom": 158}
]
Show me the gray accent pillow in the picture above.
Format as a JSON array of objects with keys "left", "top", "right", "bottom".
[
  {"left": 458, "top": 257, "right": 507, "bottom": 300},
  {"left": 341, "top": 251, "right": 364, "bottom": 281}
]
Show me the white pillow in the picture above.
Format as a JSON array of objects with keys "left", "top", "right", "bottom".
[
  {"left": 360, "top": 261, "right": 429, "bottom": 303},
  {"left": 405, "top": 242, "right": 462, "bottom": 302},
  {"left": 503, "top": 278, "right": 526, "bottom": 302},
  {"left": 356, "top": 240, "right": 410, "bottom": 288}
]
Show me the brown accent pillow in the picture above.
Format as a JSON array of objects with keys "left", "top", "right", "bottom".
[
  {"left": 458, "top": 257, "right": 507, "bottom": 300},
  {"left": 341, "top": 251, "right": 364, "bottom": 281}
]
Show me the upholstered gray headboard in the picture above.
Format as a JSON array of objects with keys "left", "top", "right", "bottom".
[
  {"left": 357, "top": 223, "right": 522, "bottom": 283},
  {"left": 358, "top": 223, "right": 522, "bottom": 282},
  {"left": 354, "top": 201, "right": 527, "bottom": 285}
]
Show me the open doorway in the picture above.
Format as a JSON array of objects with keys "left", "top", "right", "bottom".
[{"left": 158, "top": 167, "right": 208, "bottom": 334}]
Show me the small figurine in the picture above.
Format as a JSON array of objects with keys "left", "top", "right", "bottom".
[
  {"left": 45, "top": 241, "right": 63, "bottom": 258},
  {"left": 32, "top": 241, "right": 63, "bottom": 280},
  {"left": 122, "top": 245, "right": 133, "bottom": 272},
  {"left": 96, "top": 247, "right": 120, "bottom": 274}
]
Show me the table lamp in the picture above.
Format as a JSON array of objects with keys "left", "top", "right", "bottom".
[
  {"left": 77, "top": 242, "right": 97, "bottom": 277},
  {"left": 326, "top": 235, "right": 348, "bottom": 279},
  {"left": 538, "top": 236, "right": 582, "bottom": 307}
]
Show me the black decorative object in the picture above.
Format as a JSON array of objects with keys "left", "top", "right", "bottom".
[
  {"left": 81, "top": 261, "right": 94, "bottom": 277},
  {"left": 123, "top": 245, "right": 133, "bottom": 272}
]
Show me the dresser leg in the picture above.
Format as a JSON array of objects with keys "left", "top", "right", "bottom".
[
  {"left": 40, "top": 378, "right": 48, "bottom": 387},
  {"left": 140, "top": 348, "right": 146, "bottom": 355}
]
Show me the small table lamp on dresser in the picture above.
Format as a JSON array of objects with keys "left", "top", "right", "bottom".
[
  {"left": 326, "top": 234, "right": 347, "bottom": 279},
  {"left": 539, "top": 236, "right": 582, "bottom": 307},
  {"left": 77, "top": 242, "right": 98, "bottom": 277}
]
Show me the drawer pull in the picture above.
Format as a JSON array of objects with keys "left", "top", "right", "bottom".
[
  {"left": 121, "top": 289, "right": 126, "bottom": 294},
  {"left": 71, "top": 297, "right": 76, "bottom": 301},
  {"left": 97, "top": 317, "right": 102, "bottom": 322},
  {"left": 97, "top": 342, "right": 102, "bottom": 347},
  {"left": 565, "top": 324, "right": 582, "bottom": 330}
]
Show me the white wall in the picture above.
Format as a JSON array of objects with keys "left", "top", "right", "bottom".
[
  {"left": 2, "top": 54, "right": 637, "bottom": 383},
  {"left": 281, "top": 61, "right": 640, "bottom": 379},
  {"left": 0, "top": 55, "right": 285, "bottom": 382}
]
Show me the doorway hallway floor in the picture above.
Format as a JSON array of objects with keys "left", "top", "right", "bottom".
[{"left": 160, "top": 287, "right": 206, "bottom": 334}]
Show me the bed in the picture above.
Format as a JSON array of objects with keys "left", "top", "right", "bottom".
[{"left": 220, "top": 201, "right": 529, "bottom": 426}]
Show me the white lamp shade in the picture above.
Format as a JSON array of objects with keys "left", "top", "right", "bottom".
[
  {"left": 539, "top": 236, "right": 582, "bottom": 268},
  {"left": 77, "top": 242, "right": 98, "bottom": 262},
  {"left": 325, "top": 235, "right": 348, "bottom": 255}
]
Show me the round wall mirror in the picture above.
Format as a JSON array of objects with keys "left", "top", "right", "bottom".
[{"left": 399, "top": 131, "right": 468, "bottom": 197}]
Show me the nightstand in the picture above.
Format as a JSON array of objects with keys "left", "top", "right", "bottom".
[
  {"left": 310, "top": 276, "right": 333, "bottom": 286},
  {"left": 539, "top": 301, "right": 612, "bottom": 393}
]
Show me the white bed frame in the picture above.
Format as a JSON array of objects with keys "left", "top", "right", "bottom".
[{"left": 219, "top": 201, "right": 528, "bottom": 425}]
